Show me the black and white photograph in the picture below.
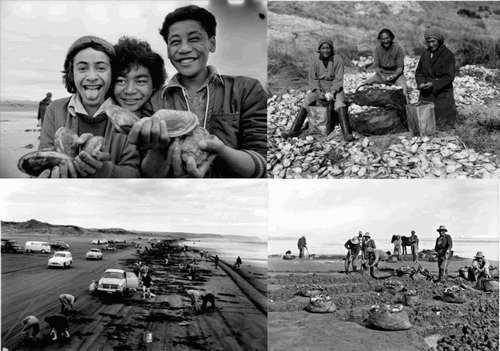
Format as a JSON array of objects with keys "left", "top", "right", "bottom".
[
  {"left": 267, "top": 1, "right": 500, "bottom": 179},
  {"left": 268, "top": 180, "right": 499, "bottom": 351},
  {"left": 1, "top": 179, "right": 267, "bottom": 350},
  {"left": 1, "top": 0, "right": 267, "bottom": 178}
]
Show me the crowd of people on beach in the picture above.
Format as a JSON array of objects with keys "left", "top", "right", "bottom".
[
  {"left": 33, "top": 4, "right": 266, "bottom": 179},
  {"left": 282, "top": 26, "right": 458, "bottom": 140}
]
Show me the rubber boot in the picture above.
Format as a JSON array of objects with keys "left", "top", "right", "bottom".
[
  {"left": 443, "top": 269, "right": 448, "bottom": 281},
  {"left": 337, "top": 107, "right": 354, "bottom": 142},
  {"left": 283, "top": 107, "right": 307, "bottom": 139},
  {"left": 330, "top": 104, "right": 339, "bottom": 131}
]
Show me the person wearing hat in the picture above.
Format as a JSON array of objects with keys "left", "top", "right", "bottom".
[
  {"left": 37, "top": 92, "right": 52, "bottom": 127},
  {"left": 297, "top": 235, "right": 307, "bottom": 259},
  {"left": 357, "top": 231, "right": 365, "bottom": 261},
  {"left": 409, "top": 230, "right": 419, "bottom": 262},
  {"left": 361, "top": 232, "right": 376, "bottom": 270},
  {"left": 362, "top": 28, "right": 408, "bottom": 99},
  {"left": 471, "top": 251, "right": 490, "bottom": 287},
  {"left": 39, "top": 35, "right": 141, "bottom": 178},
  {"left": 415, "top": 27, "right": 458, "bottom": 126},
  {"left": 344, "top": 236, "right": 361, "bottom": 274},
  {"left": 282, "top": 36, "right": 354, "bottom": 142},
  {"left": 434, "top": 225, "right": 453, "bottom": 282},
  {"left": 139, "top": 5, "right": 266, "bottom": 178}
]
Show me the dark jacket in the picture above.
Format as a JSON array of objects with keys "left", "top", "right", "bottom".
[
  {"left": 434, "top": 234, "right": 453, "bottom": 254},
  {"left": 142, "top": 274, "right": 152, "bottom": 288},
  {"left": 39, "top": 97, "right": 140, "bottom": 178},
  {"left": 297, "top": 237, "right": 307, "bottom": 248},
  {"left": 38, "top": 97, "right": 52, "bottom": 122},
  {"left": 344, "top": 240, "right": 361, "bottom": 257},
  {"left": 309, "top": 54, "right": 344, "bottom": 94},
  {"left": 415, "top": 45, "right": 458, "bottom": 124},
  {"left": 144, "top": 66, "right": 267, "bottom": 178},
  {"left": 45, "top": 314, "right": 68, "bottom": 331}
]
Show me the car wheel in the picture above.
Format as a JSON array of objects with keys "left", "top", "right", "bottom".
[{"left": 41, "top": 249, "right": 46, "bottom": 254}]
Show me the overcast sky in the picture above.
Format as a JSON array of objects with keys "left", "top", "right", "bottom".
[
  {"left": 0, "top": 0, "right": 267, "bottom": 101},
  {"left": 0, "top": 179, "right": 268, "bottom": 240},
  {"left": 269, "top": 180, "right": 499, "bottom": 241}
]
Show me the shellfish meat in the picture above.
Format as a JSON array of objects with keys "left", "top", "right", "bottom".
[
  {"left": 18, "top": 151, "right": 74, "bottom": 176},
  {"left": 178, "top": 126, "right": 212, "bottom": 166},
  {"left": 54, "top": 127, "right": 79, "bottom": 158}
]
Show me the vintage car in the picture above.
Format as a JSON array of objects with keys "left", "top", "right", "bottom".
[
  {"left": 50, "top": 241, "right": 69, "bottom": 251},
  {"left": 86, "top": 248, "right": 103, "bottom": 260},
  {"left": 1, "top": 239, "right": 25, "bottom": 253},
  {"left": 97, "top": 269, "right": 139, "bottom": 297},
  {"left": 101, "top": 245, "right": 116, "bottom": 251},
  {"left": 48, "top": 251, "right": 73, "bottom": 269}
]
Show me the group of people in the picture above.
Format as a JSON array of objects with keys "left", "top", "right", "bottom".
[
  {"left": 283, "top": 26, "right": 458, "bottom": 139},
  {"left": 36, "top": 4, "right": 266, "bottom": 179},
  {"left": 21, "top": 294, "right": 76, "bottom": 343}
]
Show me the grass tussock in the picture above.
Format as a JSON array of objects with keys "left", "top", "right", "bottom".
[
  {"left": 455, "top": 112, "right": 500, "bottom": 154},
  {"left": 456, "top": 37, "right": 500, "bottom": 69}
]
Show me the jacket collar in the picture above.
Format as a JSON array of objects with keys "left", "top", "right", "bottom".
[
  {"left": 318, "top": 53, "right": 334, "bottom": 62},
  {"left": 68, "top": 93, "right": 113, "bottom": 118},
  {"left": 161, "top": 65, "right": 224, "bottom": 98}
]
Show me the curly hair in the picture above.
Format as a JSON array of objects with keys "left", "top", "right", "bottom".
[
  {"left": 61, "top": 40, "right": 116, "bottom": 94},
  {"left": 159, "top": 5, "right": 217, "bottom": 44},
  {"left": 113, "top": 36, "right": 167, "bottom": 92}
]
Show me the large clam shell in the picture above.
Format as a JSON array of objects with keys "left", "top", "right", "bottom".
[
  {"left": 178, "top": 126, "right": 212, "bottom": 165},
  {"left": 18, "top": 151, "right": 74, "bottom": 176},
  {"left": 54, "top": 127, "right": 79, "bottom": 158},
  {"left": 104, "top": 105, "right": 141, "bottom": 134},
  {"left": 151, "top": 109, "right": 199, "bottom": 137},
  {"left": 82, "top": 136, "right": 105, "bottom": 154}
]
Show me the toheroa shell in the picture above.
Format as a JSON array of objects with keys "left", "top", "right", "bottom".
[
  {"left": 104, "top": 105, "right": 141, "bottom": 134},
  {"left": 18, "top": 150, "right": 74, "bottom": 177},
  {"left": 178, "top": 126, "right": 212, "bottom": 166},
  {"left": 82, "top": 136, "right": 105, "bottom": 154},
  {"left": 54, "top": 127, "right": 79, "bottom": 158}
]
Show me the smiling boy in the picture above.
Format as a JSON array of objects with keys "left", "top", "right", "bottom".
[{"left": 136, "top": 5, "right": 267, "bottom": 178}]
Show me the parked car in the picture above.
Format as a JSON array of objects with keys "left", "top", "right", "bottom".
[
  {"left": 50, "top": 241, "right": 69, "bottom": 251},
  {"left": 86, "top": 248, "right": 103, "bottom": 260},
  {"left": 48, "top": 251, "right": 72, "bottom": 269},
  {"left": 114, "top": 239, "right": 126, "bottom": 243},
  {"left": 91, "top": 239, "right": 108, "bottom": 245},
  {"left": 97, "top": 269, "right": 139, "bottom": 297},
  {"left": 25, "top": 241, "right": 51, "bottom": 253},
  {"left": 1, "top": 239, "right": 25, "bottom": 253},
  {"left": 101, "top": 245, "right": 116, "bottom": 251}
]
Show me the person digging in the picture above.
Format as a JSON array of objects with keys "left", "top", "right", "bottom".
[
  {"left": 282, "top": 36, "right": 354, "bottom": 142},
  {"left": 344, "top": 236, "right": 361, "bottom": 274}
]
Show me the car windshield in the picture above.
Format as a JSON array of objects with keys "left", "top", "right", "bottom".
[
  {"left": 54, "top": 253, "right": 66, "bottom": 257},
  {"left": 91, "top": 250, "right": 100, "bottom": 253},
  {"left": 103, "top": 272, "right": 123, "bottom": 279}
]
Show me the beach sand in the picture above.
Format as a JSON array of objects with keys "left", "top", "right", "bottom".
[
  {"left": 268, "top": 256, "right": 499, "bottom": 351},
  {"left": 0, "top": 104, "right": 39, "bottom": 178}
]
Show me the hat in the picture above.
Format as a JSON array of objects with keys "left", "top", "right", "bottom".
[
  {"left": 364, "top": 232, "right": 371, "bottom": 238},
  {"left": 436, "top": 225, "right": 447, "bottom": 232},
  {"left": 424, "top": 27, "right": 445, "bottom": 42},
  {"left": 317, "top": 36, "right": 333, "bottom": 52},
  {"left": 351, "top": 237, "right": 359, "bottom": 244},
  {"left": 411, "top": 230, "right": 415, "bottom": 234},
  {"left": 474, "top": 251, "right": 485, "bottom": 259},
  {"left": 66, "top": 35, "right": 116, "bottom": 61}
]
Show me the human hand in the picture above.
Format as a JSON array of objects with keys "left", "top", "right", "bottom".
[
  {"left": 128, "top": 116, "right": 170, "bottom": 150},
  {"left": 170, "top": 136, "right": 223, "bottom": 178},
  {"left": 74, "top": 150, "right": 111, "bottom": 177},
  {"left": 386, "top": 75, "right": 394, "bottom": 82},
  {"left": 37, "top": 159, "right": 77, "bottom": 178}
]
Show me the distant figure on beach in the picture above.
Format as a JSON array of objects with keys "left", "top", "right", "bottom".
[
  {"left": 214, "top": 255, "right": 219, "bottom": 268},
  {"left": 434, "top": 225, "right": 453, "bottom": 282},
  {"left": 392, "top": 235, "right": 402, "bottom": 261},
  {"left": 298, "top": 235, "right": 307, "bottom": 258},
  {"left": 142, "top": 271, "right": 154, "bottom": 299},
  {"left": 189, "top": 263, "right": 196, "bottom": 280},
  {"left": 409, "top": 230, "right": 419, "bottom": 262},
  {"left": 471, "top": 251, "right": 490, "bottom": 288},
  {"left": 21, "top": 315, "right": 40, "bottom": 341},
  {"left": 235, "top": 256, "right": 242, "bottom": 270},
  {"left": 59, "top": 294, "right": 77, "bottom": 314},
  {"left": 37, "top": 92, "right": 52, "bottom": 127},
  {"left": 89, "top": 280, "right": 97, "bottom": 295},
  {"left": 186, "top": 290, "right": 216, "bottom": 311},
  {"left": 44, "top": 314, "right": 70, "bottom": 341},
  {"left": 362, "top": 233, "right": 376, "bottom": 266}
]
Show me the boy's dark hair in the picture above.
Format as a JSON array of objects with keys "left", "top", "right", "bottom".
[
  {"left": 159, "top": 5, "right": 217, "bottom": 43},
  {"left": 377, "top": 28, "right": 395, "bottom": 40},
  {"left": 113, "top": 36, "right": 167, "bottom": 92},
  {"left": 62, "top": 36, "right": 117, "bottom": 94}
]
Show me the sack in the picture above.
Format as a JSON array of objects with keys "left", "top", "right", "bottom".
[
  {"left": 353, "top": 84, "right": 406, "bottom": 111},
  {"left": 459, "top": 266, "right": 472, "bottom": 281},
  {"left": 442, "top": 286, "right": 467, "bottom": 303},
  {"left": 384, "top": 280, "right": 404, "bottom": 292},
  {"left": 406, "top": 101, "right": 436, "bottom": 136},
  {"left": 305, "top": 295, "right": 337, "bottom": 313},
  {"left": 367, "top": 304, "right": 412, "bottom": 330},
  {"left": 483, "top": 279, "right": 499, "bottom": 292},
  {"left": 404, "top": 291, "right": 420, "bottom": 307},
  {"left": 306, "top": 106, "right": 334, "bottom": 136},
  {"left": 349, "top": 107, "right": 407, "bottom": 135}
]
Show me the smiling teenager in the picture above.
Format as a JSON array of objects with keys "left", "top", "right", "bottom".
[
  {"left": 133, "top": 5, "right": 267, "bottom": 178},
  {"left": 39, "top": 35, "right": 140, "bottom": 178}
]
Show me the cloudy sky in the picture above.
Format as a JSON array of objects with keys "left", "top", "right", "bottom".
[
  {"left": 0, "top": 179, "right": 268, "bottom": 240},
  {"left": 0, "top": 0, "right": 267, "bottom": 101},
  {"left": 269, "top": 180, "right": 499, "bottom": 241}
]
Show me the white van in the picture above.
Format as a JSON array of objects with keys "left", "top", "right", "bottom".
[{"left": 25, "top": 241, "right": 52, "bottom": 253}]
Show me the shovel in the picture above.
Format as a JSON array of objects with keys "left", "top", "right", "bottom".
[{"left": 306, "top": 246, "right": 311, "bottom": 258}]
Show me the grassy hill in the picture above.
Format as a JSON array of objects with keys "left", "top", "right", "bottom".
[{"left": 268, "top": 1, "right": 500, "bottom": 93}]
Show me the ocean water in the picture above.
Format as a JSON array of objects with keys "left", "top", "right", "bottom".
[
  {"left": 269, "top": 238, "right": 499, "bottom": 261},
  {"left": 180, "top": 239, "right": 267, "bottom": 268}
]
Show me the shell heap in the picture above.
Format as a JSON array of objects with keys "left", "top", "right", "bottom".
[
  {"left": 268, "top": 57, "right": 500, "bottom": 179},
  {"left": 370, "top": 303, "right": 404, "bottom": 314}
]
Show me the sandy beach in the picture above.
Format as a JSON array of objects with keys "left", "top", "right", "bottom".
[
  {"left": 268, "top": 255, "right": 499, "bottom": 351},
  {"left": 0, "top": 103, "right": 40, "bottom": 178}
]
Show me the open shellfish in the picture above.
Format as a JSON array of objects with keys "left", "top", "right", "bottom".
[
  {"left": 178, "top": 126, "right": 212, "bottom": 166},
  {"left": 18, "top": 151, "right": 74, "bottom": 176},
  {"left": 54, "top": 127, "right": 79, "bottom": 158}
]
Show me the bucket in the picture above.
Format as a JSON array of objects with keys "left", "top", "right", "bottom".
[{"left": 144, "top": 331, "right": 153, "bottom": 343}]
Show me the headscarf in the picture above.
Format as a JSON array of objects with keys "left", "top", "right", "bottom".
[{"left": 424, "top": 27, "right": 445, "bottom": 42}]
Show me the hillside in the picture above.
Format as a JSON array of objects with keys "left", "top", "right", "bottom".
[{"left": 0, "top": 219, "right": 262, "bottom": 242}]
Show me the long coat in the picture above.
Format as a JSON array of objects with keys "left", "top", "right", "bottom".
[{"left": 415, "top": 45, "right": 458, "bottom": 125}]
